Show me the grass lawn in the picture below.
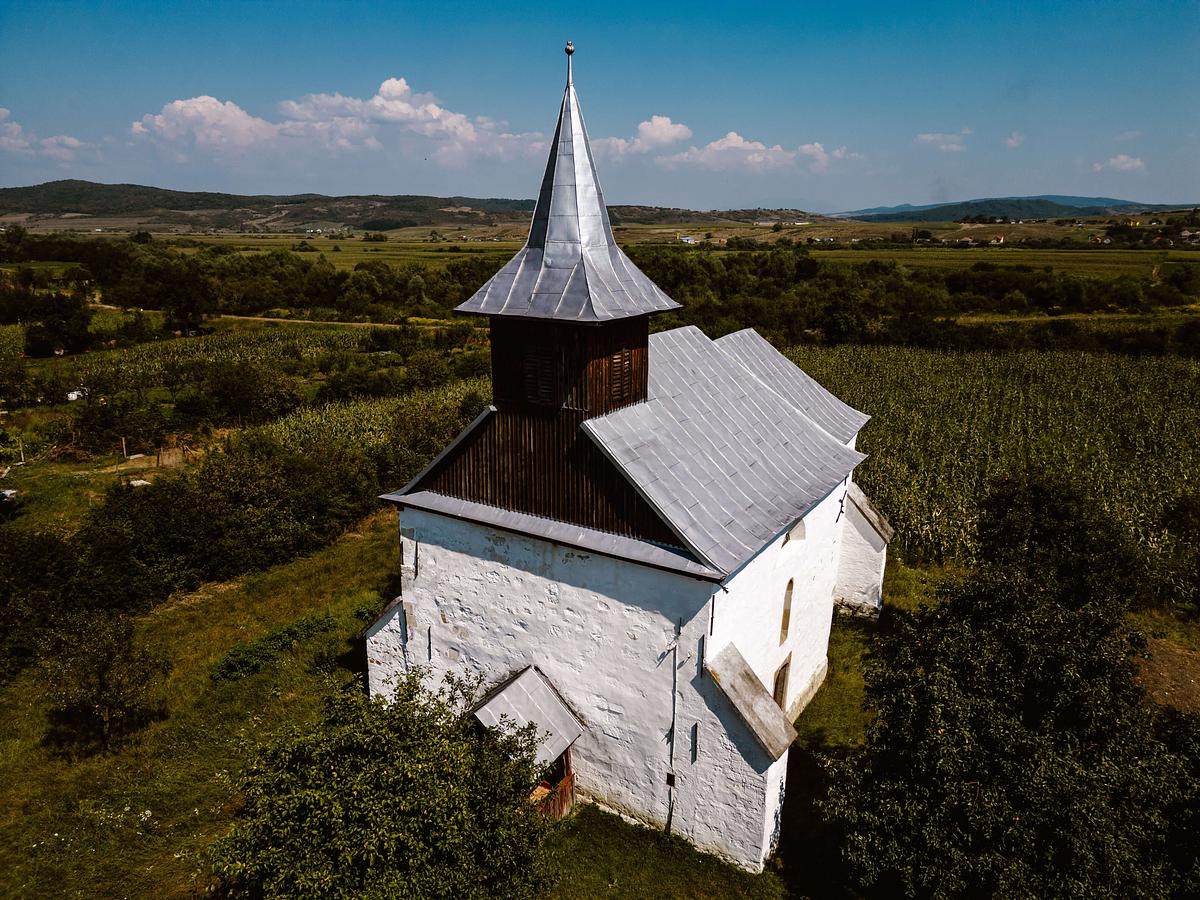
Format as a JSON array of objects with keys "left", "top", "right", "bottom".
[
  {"left": 0, "top": 513, "right": 398, "bottom": 898},
  {"left": 548, "top": 805, "right": 785, "bottom": 899}
]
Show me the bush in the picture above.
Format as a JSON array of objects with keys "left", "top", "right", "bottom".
[
  {"left": 209, "top": 674, "right": 550, "bottom": 898},
  {"left": 211, "top": 613, "right": 337, "bottom": 682},
  {"left": 823, "top": 477, "right": 1200, "bottom": 898}
]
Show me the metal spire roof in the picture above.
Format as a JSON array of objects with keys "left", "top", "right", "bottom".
[{"left": 455, "top": 42, "right": 681, "bottom": 323}]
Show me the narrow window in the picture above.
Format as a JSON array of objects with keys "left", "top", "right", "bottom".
[
  {"left": 609, "top": 348, "right": 632, "bottom": 405},
  {"left": 772, "top": 657, "right": 791, "bottom": 710},
  {"left": 522, "top": 344, "right": 555, "bottom": 405},
  {"left": 780, "top": 579, "right": 793, "bottom": 644}
]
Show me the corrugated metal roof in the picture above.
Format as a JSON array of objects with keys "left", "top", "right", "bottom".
[
  {"left": 713, "top": 329, "right": 869, "bottom": 444},
  {"left": 583, "top": 326, "right": 866, "bottom": 575},
  {"left": 455, "top": 48, "right": 679, "bottom": 323},
  {"left": 473, "top": 666, "right": 584, "bottom": 768}
]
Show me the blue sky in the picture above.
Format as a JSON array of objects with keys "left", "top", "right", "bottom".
[{"left": 1, "top": 0, "right": 1197, "bottom": 211}]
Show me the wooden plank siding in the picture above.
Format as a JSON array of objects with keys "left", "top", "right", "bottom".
[
  {"left": 417, "top": 406, "right": 681, "bottom": 547},
  {"left": 490, "top": 316, "right": 649, "bottom": 417},
  {"left": 412, "top": 313, "right": 684, "bottom": 549}
]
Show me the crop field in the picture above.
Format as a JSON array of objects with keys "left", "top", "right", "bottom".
[
  {"left": 169, "top": 233, "right": 524, "bottom": 271},
  {"left": 0, "top": 323, "right": 22, "bottom": 359},
  {"left": 34, "top": 322, "right": 372, "bottom": 394},
  {"left": 791, "top": 346, "right": 1200, "bottom": 563},
  {"left": 804, "top": 246, "right": 1193, "bottom": 277}
]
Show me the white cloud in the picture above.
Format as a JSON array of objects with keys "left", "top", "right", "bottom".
[
  {"left": 657, "top": 131, "right": 860, "bottom": 174},
  {"left": 132, "top": 96, "right": 278, "bottom": 154},
  {"left": 1115, "top": 130, "right": 1141, "bottom": 142},
  {"left": 797, "top": 142, "right": 863, "bottom": 174},
  {"left": 1005, "top": 131, "right": 1025, "bottom": 149},
  {"left": 279, "top": 77, "right": 477, "bottom": 141},
  {"left": 132, "top": 79, "right": 546, "bottom": 167},
  {"left": 0, "top": 107, "right": 92, "bottom": 161},
  {"left": 0, "top": 108, "right": 32, "bottom": 153},
  {"left": 660, "top": 132, "right": 796, "bottom": 171},
  {"left": 915, "top": 127, "right": 972, "bottom": 152},
  {"left": 38, "top": 134, "right": 87, "bottom": 161},
  {"left": 595, "top": 115, "right": 692, "bottom": 158},
  {"left": 1092, "top": 153, "right": 1146, "bottom": 173}
]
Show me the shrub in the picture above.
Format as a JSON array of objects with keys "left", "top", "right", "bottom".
[
  {"left": 822, "top": 478, "right": 1200, "bottom": 898},
  {"left": 209, "top": 674, "right": 550, "bottom": 898},
  {"left": 211, "top": 613, "right": 337, "bottom": 682}
]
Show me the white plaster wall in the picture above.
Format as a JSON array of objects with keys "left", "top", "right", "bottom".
[
  {"left": 364, "top": 509, "right": 786, "bottom": 871},
  {"left": 834, "top": 500, "right": 887, "bottom": 615},
  {"left": 713, "top": 480, "right": 848, "bottom": 714}
]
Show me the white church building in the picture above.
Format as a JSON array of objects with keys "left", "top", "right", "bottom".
[{"left": 365, "top": 44, "right": 892, "bottom": 872}]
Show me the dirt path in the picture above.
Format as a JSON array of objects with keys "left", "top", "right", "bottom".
[{"left": 1137, "top": 637, "right": 1200, "bottom": 714}]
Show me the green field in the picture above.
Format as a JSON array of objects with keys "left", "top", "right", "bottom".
[
  {"left": 169, "top": 233, "right": 524, "bottom": 271},
  {"left": 791, "top": 346, "right": 1200, "bottom": 562},
  {"left": 805, "top": 246, "right": 1193, "bottom": 277},
  {"left": 3, "top": 333, "right": 1199, "bottom": 897}
]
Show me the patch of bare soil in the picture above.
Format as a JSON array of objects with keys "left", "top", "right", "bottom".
[{"left": 1137, "top": 637, "right": 1200, "bottom": 714}]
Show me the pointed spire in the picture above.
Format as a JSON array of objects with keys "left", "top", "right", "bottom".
[{"left": 455, "top": 43, "right": 681, "bottom": 322}]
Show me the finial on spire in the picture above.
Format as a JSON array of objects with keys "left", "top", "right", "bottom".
[{"left": 565, "top": 40, "right": 574, "bottom": 84}]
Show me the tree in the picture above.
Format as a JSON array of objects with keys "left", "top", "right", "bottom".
[
  {"left": 40, "top": 612, "right": 172, "bottom": 754},
  {"left": 210, "top": 673, "right": 551, "bottom": 899},
  {"left": 22, "top": 292, "right": 93, "bottom": 356},
  {"left": 823, "top": 476, "right": 1200, "bottom": 898}
]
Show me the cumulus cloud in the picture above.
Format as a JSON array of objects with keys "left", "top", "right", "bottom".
[
  {"left": 797, "top": 142, "right": 863, "bottom": 174},
  {"left": 279, "top": 77, "right": 477, "bottom": 142},
  {"left": 0, "top": 107, "right": 93, "bottom": 161},
  {"left": 659, "top": 132, "right": 795, "bottom": 171},
  {"left": 658, "top": 132, "right": 860, "bottom": 174},
  {"left": 1092, "top": 153, "right": 1146, "bottom": 173},
  {"left": 132, "top": 96, "right": 278, "bottom": 154},
  {"left": 595, "top": 115, "right": 691, "bottom": 158},
  {"left": 132, "top": 79, "right": 546, "bottom": 166},
  {"left": 1005, "top": 131, "right": 1025, "bottom": 149},
  {"left": 915, "top": 127, "right": 972, "bottom": 152},
  {"left": 0, "top": 108, "right": 30, "bottom": 153}
]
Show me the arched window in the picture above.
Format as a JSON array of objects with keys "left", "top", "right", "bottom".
[
  {"left": 780, "top": 579, "right": 793, "bottom": 644},
  {"left": 782, "top": 520, "right": 805, "bottom": 546},
  {"left": 773, "top": 656, "right": 791, "bottom": 710}
]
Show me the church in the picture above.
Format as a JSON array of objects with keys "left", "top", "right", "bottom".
[{"left": 365, "top": 43, "right": 892, "bottom": 872}]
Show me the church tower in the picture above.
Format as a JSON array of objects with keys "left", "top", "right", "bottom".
[
  {"left": 458, "top": 41, "right": 679, "bottom": 415},
  {"left": 407, "top": 43, "right": 683, "bottom": 545}
]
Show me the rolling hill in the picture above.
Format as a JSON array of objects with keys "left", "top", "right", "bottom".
[
  {"left": 0, "top": 180, "right": 826, "bottom": 231},
  {"left": 840, "top": 195, "right": 1194, "bottom": 223}
]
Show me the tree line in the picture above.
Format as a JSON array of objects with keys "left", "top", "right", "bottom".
[{"left": 3, "top": 228, "right": 1199, "bottom": 359}]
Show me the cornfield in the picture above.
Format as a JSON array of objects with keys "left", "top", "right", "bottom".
[
  {"left": 789, "top": 346, "right": 1200, "bottom": 564},
  {"left": 45, "top": 326, "right": 370, "bottom": 394},
  {"left": 0, "top": 325, "right": 23, "bottom": 361}
]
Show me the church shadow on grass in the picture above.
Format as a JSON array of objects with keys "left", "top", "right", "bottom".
[{"left": 773, "top": 734, "right": 860, "bottom": 899}]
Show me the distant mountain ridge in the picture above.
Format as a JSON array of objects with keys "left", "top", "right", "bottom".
[
  {"left": 0, "top": 180, "right": 822, "bottom": 229},
  {"left": 840, "top": 195, "right": 1194, "bottom": 223},
  {"left": 0, "top": 180, "right": 536, "bottom": 229}
]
